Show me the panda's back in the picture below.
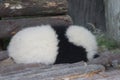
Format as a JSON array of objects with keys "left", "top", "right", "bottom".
[{"left": 52, "top": 26, "right": 88, "bottom": 64}]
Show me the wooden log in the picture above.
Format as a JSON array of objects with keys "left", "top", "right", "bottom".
[
  {"left": 88, "top": 51, "right": 120, "bottom": 69},
  {"left": 0, "top": 40, "right": 3, "bottom": 50},
  {"left": 0, "top": 62, "right": 105, "bottom": 80},
  {"left": 1, "top": 50, "right": 120, "bottom": 69},
  {"left": 0, "top": 0, "right": 68, "bottom": 17},
  {"left": 0, "top": 15, "right": 73, "bottom": 38},
  {"left": 1, "top": 51, "right": 120, "bottom": 80},
  {"left": 0, "top": 64, "right": 118, "bottom": 80},
  {"left": 0, "top": 51, "right": 8, "bottom": 61}
]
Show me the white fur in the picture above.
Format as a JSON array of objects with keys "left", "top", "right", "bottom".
[
  {"left": 66, "top": 25, "right": 98, "bottom": 60},
  {"left": 8, "top": 25, "right": 59, "bottom": 65}
]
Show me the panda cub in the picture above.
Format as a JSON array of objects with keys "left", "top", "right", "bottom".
[{"left": 7, "top": 25, "right": 99, "bottom": 65}]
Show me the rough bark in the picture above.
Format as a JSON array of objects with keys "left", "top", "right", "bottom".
[
  {"left": 68, "top": 0, "right": 106, "bottom": 31},
  {"left": 88, "top": 51, "right": 120, "bottom": 69},
  {"left": 0, "top": 40, "right": 3, "bottom": 51},
  {"left": 0, "top": 51, "right": 8, "bottom": 61},
  {"left": 0, "top": 62, "right": 105, "bottom": 80},
  {"left": 0, "top": 0, "right": 68, "bottom": 17},
  {"left": 1, "top": 51, "right": 120, "bottom": 79},
  {"left": 0, "top": 64, "right": 120, "bottom": 80},
  {"left": 104, "top": 0, "right": 120, "bottom": 44},
  {"left": 0, "top": 15, "right": 73, "bottom": 38},
  {"left": 1, "top": 51, "right": 120, "bottom": 68}
]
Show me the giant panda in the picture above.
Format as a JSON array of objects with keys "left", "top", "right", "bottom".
[{"left": 7, "top": 25, "right": 99, "bottom": 65}]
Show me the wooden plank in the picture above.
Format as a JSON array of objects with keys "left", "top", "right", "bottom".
[
  {"left": 0, "top": 15, "right": 73, "bottom": 38},
  {"left": 0, "top": 0, "right": 68, "bottom": 17}
]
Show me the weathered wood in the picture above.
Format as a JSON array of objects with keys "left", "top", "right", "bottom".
[
  {"left": 1, "top": 50, "right": 120, "bottom": 68},
  {"left": 0, "top": 59, "right": 120, "bottom": 80},
  {"left": 0, "top": 62, "right": 105, "bottom": 80},
  {"left": 1, "top": 51, "right": 120, "bottom": 79},
  {"left": 0, "top": 40, "right": 3, "bottom": 50},
  {"left": 0, "top": 51, "right": 8, "bottom": 61},
  {"left": 88, "top": 51, "right": 120, "bottom": 69},
  {"left": 68, "top": 0, "right": 106, "bottom": 31},
  {"left": 0, "top": 15, "right": 73, "bottom": 38},
  {"left": 0, "top": 0, "right": 68, "bottom": 17},
  {"left": 104, "top": 0, "right": 120, "bottom": 45}
]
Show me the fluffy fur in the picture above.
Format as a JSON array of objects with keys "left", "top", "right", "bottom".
[
  {"left": 8, "top": 25, "right": 98, "bottom": 65},
  {"left": 53, "top": 25, "right": 88, "bottom": 64},
  {"left": 8, "top": 25, "right": 59, "bottom": 65},
  {"left": 66, "top": 25, "right": 98, "bottom": 60}
]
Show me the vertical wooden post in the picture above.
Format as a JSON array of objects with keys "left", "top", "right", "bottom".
[{"left": 104, "top": 0, "right": 120, "bottom": 44}]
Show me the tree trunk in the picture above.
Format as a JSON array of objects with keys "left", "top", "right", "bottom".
[
  {"left": 0, "top": 0, "right": 68, "bottom": 17},
  {"left": 104, "top": 0, "right": 120, "bottom": 44},
  {"left": 68, "top": 0, "right": 106, "bottom": 31}
]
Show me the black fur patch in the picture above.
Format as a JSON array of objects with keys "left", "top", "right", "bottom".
[{"left": 52, "top": 26, "right": 88, "bottom": 64}]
